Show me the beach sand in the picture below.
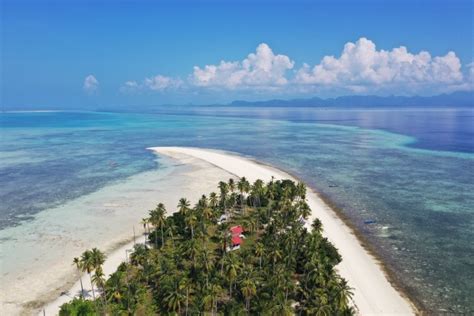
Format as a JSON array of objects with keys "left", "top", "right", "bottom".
[
  {"left": 32, "top": 146, "right": 415, "bottom": 315},
  {"left": 148, "top": 147, "right": 416, "bottom": 316},
  {"left": 0, "top": 154, "right": 234, "bottom": 315}
]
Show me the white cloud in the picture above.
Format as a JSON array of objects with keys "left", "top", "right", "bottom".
[
  {"left": 191, "top": 43, "right": 294, "bottom": 89},
  {"left": 119, "top": 81, "right": 140, "bottom": 93},
  {"left": 83, "top": 75, "right": 99, "bottom": 93},
  {"left": 120, "top": 75, "right": 183, "bottom": 93},
  {"left": 144, "top": 75, "right": 183, "bottom": 91},
  {"left": 467, "top": 62, "right": 474, "bottom": 83},
  {"left": 120, "top": 39, "right": 472, "bottom": 96},
  {"left": 295, "top": 37, "right": 465, "bottom": 94}
]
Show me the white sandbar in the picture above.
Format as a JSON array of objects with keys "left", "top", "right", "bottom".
[{"left": 149, "top": 147, "right": 416, "bottom": 316}]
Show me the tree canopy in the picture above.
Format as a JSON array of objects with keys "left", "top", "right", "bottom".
[{"left": 60, "top": 178, "right": 354, "bottom": 315}]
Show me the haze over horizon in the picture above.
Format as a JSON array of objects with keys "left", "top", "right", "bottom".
[{"left": 2, "top": 0, "right": 473, "bottom": 109}]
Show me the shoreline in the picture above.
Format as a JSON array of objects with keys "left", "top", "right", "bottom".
[
  {"left": 38, "top": 146, "right": 417, "bottom": 315},
  {"left": 38, "top": 234, "right": 146, "bottom": 315},
  {"left": 245, "top": 154, "right": 424, "bottom": 313},
  {"left": 148, "top": 147, "right": 417, "bottom": 315},
  {"left": 312, "top": 189, "right": 424, "bottom": 314},
  {"left": 31, "top": 152, "right": 236, "bottom": 315},
  {"left": 229, "top": 154, "right": 423, "bottom": 312}
]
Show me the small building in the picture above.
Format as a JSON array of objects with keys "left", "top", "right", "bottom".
[
  {"left": 229, "top": 225, "right": 244, "bottom": 250},
  {"left": 217, "top": 214, "right": 228, "bottom": 225},
  {"left": 231, "top": 235, "right": 242, "bottom": 247},
  {"left": 230, "top": 225, "right": 243, "bottom": 235}
]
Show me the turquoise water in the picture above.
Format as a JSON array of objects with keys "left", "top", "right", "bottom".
[{"left": 1, "top": 110, "right": 473, "bottom": 313}]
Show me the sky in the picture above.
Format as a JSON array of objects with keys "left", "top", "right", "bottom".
[{"left": 1, "top": 0, "right": 473, "bottom": 109}]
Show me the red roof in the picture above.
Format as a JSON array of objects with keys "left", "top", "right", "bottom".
[
  {"left": 230, "top": 225, "right": 243, "bottom": 235},
  {"left": 231, "top": 236, "right": 242, "bottom": 246}
]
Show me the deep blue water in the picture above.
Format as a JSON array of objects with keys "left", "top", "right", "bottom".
[
  {"left": 0, "top": 108, "right": 473, "bottom": 314},
  {"left": 148, "top": 106, "right": 474, "bottom": 153}
]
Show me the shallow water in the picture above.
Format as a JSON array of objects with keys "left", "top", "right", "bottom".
[{"left": 0, "top": 109, "right": 473, "bottom": 314}]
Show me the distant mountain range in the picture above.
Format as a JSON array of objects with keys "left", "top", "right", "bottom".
[
  {"left": 3, "top": 91, "right": 472, "bottom": 112},
  {"left": 229, "top": 91, "right": 473, "bottom": 108}
]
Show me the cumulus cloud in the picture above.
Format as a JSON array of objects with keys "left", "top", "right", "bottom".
[
  {"left": 83, "top": 75, "right": 99, "bottom": 93},
  {"left": 120, "top": 75, "right": 183, "bottom": 93},
  {"left": 191, "top": 43, "right": 294, "bottom": 89},
  {"left": 120, "top": 39, "right": 472, "bottom": 96},
  {"left": 467, "top": 62, "right": 474, "bottom": 83},
  {"left": 295, "top": 37, "right": 465, "bottom": 94},
  {"left": 144, "top": 75, "right": 183, "bottom": 91}
]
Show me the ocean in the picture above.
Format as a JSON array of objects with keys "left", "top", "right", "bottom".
[{"left": 0, "top": 107, "right": 473, "bottom": 314}]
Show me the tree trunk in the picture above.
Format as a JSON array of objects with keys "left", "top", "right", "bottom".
[
  {"left": 161, "top": 226, "right": 164, "bottom": 248},
  {"left": 186, "top": 288, "right": 189, "bottom": 316},
  {"left": 78, "top": 274, "right": 84, "bottom": 297},
  {"left": 89, "top": 274, "right": 96, "bottom": 299}
]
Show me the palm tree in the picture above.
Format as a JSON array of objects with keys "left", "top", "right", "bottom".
[
  {"left": 149, "top": 203, "right": 166, "bottom": 247},
  {"left": 105, "top": 271, "right": 125, "bottom": 304},
  {"left": 240, "top": 273, "right": 257, "bottom": 313},
  {"left": 227, "top": 193, "right": 237, "bottom": 214},
  {"left": 202, "top": 206, "right": 214, "bottom": 228},
  {"left": 224, "top": 253, "right": 240, "bottom": 298},
  {"left": 254, "top": 242, "right": 264, "bottom": 268},
  {"left": 311, "top": 218, "right": 323, "bottom": 235},
  {"left": 269, "top": 292, "right": 293, "bottom": 316},
  {"left": 178, "top": 198, "right": 191, "bottom": 216},
  {"left": 334, "top": 277, "right": 354, "bottom": 311},
  {"left": 80, "top": 250, "right": 96, "bottom": 299},
  {"left": 269, "top": 248, "right": 283, "bottom": 268},
  {"left": 92, "top": 266, "right": 106, "bottom": 297},
  {"left": 203, "top": 282, "right": 223, "bottom": 316},
  {"left": 315, "top": 304, "right": 332, "bottom": 316},
  {"left": 72, "top": 257, "right": 84, "bottom": 297},
  {"left": 182, "top": 238, "right": 201, "bottom": 268},
  {"left": 80, "top": 248, "right": 105, "bottom": 301},
  {"left": 90, "top": 248, "right": 106, "bottom": 269},
  {"left": 209, "top": 192, "right": 219, "bottom": 209},
  {"left": 163, "top": 280, "right": 186, "bottom": 314},
  {"left": 251, "top": 179, "right": 265, "bottom": 207},
  {"left": 228, "top": 178, "right": 236, "bottom": 193},
  {"left": 141, "top": 217, "right": 149, "bottom": 245},
  {"left": 177, "top": 276, "right": 193, "bottom": 316},
  {"left": 215, "top": 224, "right": 231, "bottom": 271},
  {"left": 296, "top": 182, "right": 307, "bottom": 201},
  {"left": 165, "top": 222, "right": 177, "bottom": 249},
  {"left": 185, "top": 211, "right": 197, "bottom": 239},
  {"left": 218, "top": 181, "right": 228, "bottom": 205},
  {"left": 199, "top": 247, "right": 215, "bottom": 288},
  {"left": 298, "top": 201, "right": 311, "bottom": 220},
  {"left": 237, "top": 177, "right": 250, "bottom": 210}
]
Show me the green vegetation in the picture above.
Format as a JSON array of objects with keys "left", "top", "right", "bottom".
[{"left": 60, "top": 178, "right": 354, "bottom": 315}]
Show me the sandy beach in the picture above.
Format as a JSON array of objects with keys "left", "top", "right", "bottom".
[
  {"left": 32, "top": 146, "right": 416, "bottom": 315},
  {"left": 148, "top": 147, "right": 416, "bottom": 315},
  {"left": 0, "top": 154, "right": 233, "bottom": 315}
]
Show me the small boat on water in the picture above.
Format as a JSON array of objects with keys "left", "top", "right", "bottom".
[{"left": 364, "top": 219, "right": 377, "bottom": 224}]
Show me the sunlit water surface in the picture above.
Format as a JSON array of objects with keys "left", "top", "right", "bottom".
[{"left": 0, "top": 108, "right": 473, "bottom": 314}]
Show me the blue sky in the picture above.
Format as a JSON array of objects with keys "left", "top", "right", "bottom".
[{"left": 1, "top": 0, "right": 473, "bottom": 108}]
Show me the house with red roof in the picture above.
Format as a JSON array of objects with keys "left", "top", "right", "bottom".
[
  {"left": 230, "top": 225, "right": 243, "bottom": 236},
  {"left": 231, "top": 235, "right": 242, "bottom": 247},
  {"left": 229, "top": 225, "right": 244, "bottom": 249}
]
